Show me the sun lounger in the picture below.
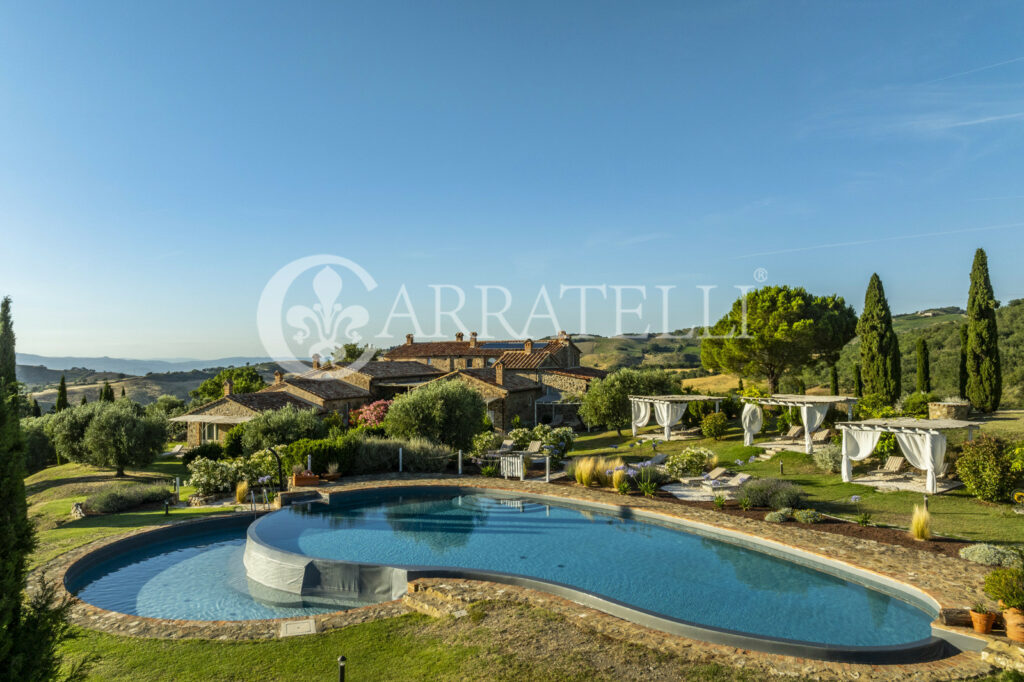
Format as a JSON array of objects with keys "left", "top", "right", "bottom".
[
  {"left": 523, "top": 441, "right": 543, "bottom": 454},
  {"left": 702, "top": 473, "right": 752, "bottom": 490},
  {"left": 811, "top": 429, "right": 832, "bottom": 444},
  {"left": 870, "top": 456, "right": 906, "bottom": 476},
  {"left": 785, "top": 425, "right": 804, "bottom": 440},
  {"left": 487, "top": 439, "right": 514, "bottom": 455}
]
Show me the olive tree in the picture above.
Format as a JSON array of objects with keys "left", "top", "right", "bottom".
[
  {"left": 83, "top": 400, "right": 167, "bottom": 476},
  {"left": 384, "top": 380, "right": 486, "bottom": 451},
  {"left": 578, "top": 368, "right": 680, "bottom": 434}
]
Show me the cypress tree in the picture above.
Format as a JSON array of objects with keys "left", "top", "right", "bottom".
[
  {"left": 915, "top": 338, "right": 930, "bottom": 393},
  {"left": 829, "top": 366, "right": 839, "bottom": 395},
  {"left": 55, "top": 375, "right": 69, "bottom": 412},
  {"left": 958, "top": 324, "right": 968, "bottom": 399},
  {"left": 100, "top": 382, "right": 113, "bottom": 403},
  {"left": 854, "top": 363, "right": 863, "bottom": 397},
  {"left": 856, "top": 274, "right": 901, "bottom": 404},
  {"left": 80, "top": 395, "right": 88, "bottom": 406},
  {"left": 120, "top": 386, "right": 126, "bottom": 398},
  {"left": 965, "top": 248, "right": 1001, "bottom": 412},
  {"left": 737, "top": 378, "right": 744, "bottom": 392},
  {"left": 30, "top": 400, "right": 40, "bottom": 418},
  {"left": 0, "top": 297, "right": 15, "bottom": 399},
  {"left": 0, "top": 298, "right": 83, "bottom": 680}
]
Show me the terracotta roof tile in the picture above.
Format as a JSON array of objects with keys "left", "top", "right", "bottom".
[
  {"left": 437, "top": 368, "right": 542, "bottom": 393},
  {"left": 546, "top": 367, "right": 608, "bottom": 380},
  {"left": 263, "top": 378, "right": 369, "bottom": 400},
  {"left": 304, "top": 361, "right": 443, "bottom": 380}
]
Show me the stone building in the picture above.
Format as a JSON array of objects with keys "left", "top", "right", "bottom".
[
  {"left": 173, "top": 380, "right": 317, "bottom": 446},
  {"left": 429, "top": 363, "right": 545, "bottom": 433}
]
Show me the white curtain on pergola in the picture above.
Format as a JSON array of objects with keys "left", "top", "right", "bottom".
[
  {"left": 653, "top": 402, "right": 688, "bottom": 441},
  {"left": 800, "top": 404, "right": 831, "bottom": 455},
  {"left": 894, "top": 431, "right": 947, "bottom": 494},
  {"left": 840, "top": 430, "right": 882, "bottom": 483},
  {"left": 631, "top": 401, "right": 652, "bottom": 437},
  {"left": 741, "top": 403, "right": 763, "bottom": 446}
]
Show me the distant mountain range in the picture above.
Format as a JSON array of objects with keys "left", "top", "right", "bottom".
[{"left": 15, "top": 353, "right": 273, "bottom": 376}]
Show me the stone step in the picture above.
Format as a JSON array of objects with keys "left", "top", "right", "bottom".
[{"left": 402, "top": 591, "right": 468, "bottom": 619}]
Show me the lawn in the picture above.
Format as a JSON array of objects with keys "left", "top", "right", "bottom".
[
  {"left": 26, "top": 455, "right": 233, "bottom": 567},
  {"left": 572, "top": 420, "right": 1023, "bottom": 544}
]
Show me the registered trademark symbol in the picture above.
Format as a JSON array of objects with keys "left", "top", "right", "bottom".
[{"left": 753, "top": 267, "right": 768, "bottom": 283}]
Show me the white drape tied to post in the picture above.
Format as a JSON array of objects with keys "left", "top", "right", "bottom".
[
  {"left": 631, "top": 401, "right": 652, "bottom": 437},
  {"left": 653, "top": 402, "right": 687, "bottom": 441},
  {"left": 741, "top": 403, "right": 763, "bottom": 446},
  {"left": 895, "top": 431, "right": 947, "bottom": 494},
  {"left": 800, "top": 404, "right": 831, "bottom": 454},
  {"left": 841, "top": 429, "right": 882, "bottom": 482}
]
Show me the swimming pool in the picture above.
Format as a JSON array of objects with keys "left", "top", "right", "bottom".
[
  {"left": 245, "top": 488, "right": 939, "bottom": 652},
  {"left": 67, "top": 486, "right": 953, "bottom": 661}
]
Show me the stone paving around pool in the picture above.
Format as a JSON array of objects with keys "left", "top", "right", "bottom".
[{"left": 39, "top": 472, "right": 1024, "bottom": 679}]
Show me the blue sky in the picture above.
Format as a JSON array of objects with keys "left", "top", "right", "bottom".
[{"left": 2, "top": 1, "right": 1023, "bottom": 359}]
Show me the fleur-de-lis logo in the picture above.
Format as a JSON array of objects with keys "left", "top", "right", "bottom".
[
  {"left": 257, "top": 255, "right": 378, "bottom": 376},
  {"left": 285, "top": 267, "right": 369, "bottom": 358}
]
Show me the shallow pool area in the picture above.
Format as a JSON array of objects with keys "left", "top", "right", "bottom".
[{"left": 69, "top": 527, "right": 356, "bottom": 621}]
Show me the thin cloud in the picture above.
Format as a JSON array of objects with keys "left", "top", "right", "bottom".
[
  {"left": 734, "top": 221, "right": 1024, "bottom": 259},
  {"left": 922, "top": 55, "right": 1024, "bottom": 85}
]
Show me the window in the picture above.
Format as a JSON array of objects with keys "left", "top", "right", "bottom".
[{"left": 202, "top": 422, "right": 218, "bottom": 443}]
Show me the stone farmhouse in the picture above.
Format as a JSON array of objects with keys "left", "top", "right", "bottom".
[{"left": 174, "top": 331, "right": 607, "bottom": 446}]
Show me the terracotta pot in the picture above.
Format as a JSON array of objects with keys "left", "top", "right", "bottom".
[
  {"left": 290, "top": 474, "right": 320, "bottom": 488},
  {"left": 1004, "top": 607, "right": 1024, "bottom": 643},
  {"left": 970, "top": 610, "right": 997, "bottom": 634},
  {"left": 321, "top": 473, "right": 342, "bottom": 482}
]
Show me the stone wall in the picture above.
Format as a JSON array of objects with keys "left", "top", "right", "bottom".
[{"left": 929, "top": 402, "right": 970, "bottom": 420}]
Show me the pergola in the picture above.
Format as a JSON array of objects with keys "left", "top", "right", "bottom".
[
  {"left": 629, "top": 394, "right": 723, "bottom": 440},
  {"left": 740, "top": 395, "right": 858, "bottom": 453},
  {"left": 836, "top": 417, "right": 981, "bottom": 494}
]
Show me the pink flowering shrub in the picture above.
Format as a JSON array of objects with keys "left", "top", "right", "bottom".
[{"left": 354, "top": 399, "right": 392, "bottom": 427}]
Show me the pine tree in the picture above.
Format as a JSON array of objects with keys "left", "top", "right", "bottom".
[
  {"left": 0, "top": 297, "right": 15, "bottom": 399},
  {"left": 958, "top": 324, "right": 968, "bottom": 400},
  {"left": 830, "top": 366, "right": 839, "bottom": 395},
  {"left": 965, "top": 248, "right": 1001, "bottom": 412},
  {"left": 856, "top": 274, "right": 901, "bottom": 404},
  {"left": 854, "top": 363, "right": 863, "bottom": 397},
  {"left": 30, "top": 400, "right": 40, "bottom": 418},
  {"left": 55, "top": 375, "right": 69, "bottom": 412},
  {"left": 915, "top": 338, "right": 930, "bottom": 393}
]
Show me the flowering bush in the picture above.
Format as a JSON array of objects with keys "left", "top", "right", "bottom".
[
  {"left": 542, "top": 426, "right": 575, "bottom": 465},
  {"left": 665, "top": 447, "right": 716, "bottom": 479},
  {"left": 187, "top": 457, "right": 236, "bottom": 496},
  {"left": 352, "top": 399, "right": 392, "bottom": 427},
  {"left": 471, "top": 431, "right": 503, "bottom": 457}
]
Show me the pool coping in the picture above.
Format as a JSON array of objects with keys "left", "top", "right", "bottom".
[{"left": 40, "top": 474, "right": 1003, "bottom": 678}]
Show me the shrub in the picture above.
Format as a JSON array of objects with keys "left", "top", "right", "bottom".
[
  {"left": 738, "top": 478, "right": 803, "bottom": 510},
  {"left": 775, "top": 409, "right": 790, "bottom": 434},
  {"left": 910, "top": 504, "right": 931, "bottom": 541},
  {"left": 384, "top": 381, "right": 486, "bottom": 451},
  {"left": 700, "top": 412, "right": 728, "bottom": 440},
  {"left": 665, "top": 447, "right": 716, "bottom": 479},
  {"left": 984, "top": 567, "right": 1024, "bottom": 610},
  {"left": 900, "top": 391, "right": 939, "bottom": 417},
  {"left": 350, "top": 436, "right": 452, "bottom": 474},
  {"left": 20, "top": 416, "right": 55, "bottom": 473},
  {"left": 352, "top": 399, "right": 392, "bottom": 427},
  {"left": 222, "top": 426, "right": 244, "bottom": 458},
  {"left": 507, "top": 428, "right": 533, "bottom": 450},
  {"left": 713, "top": 495, "right": 726, "bottom": 509},
  {"left": 183, "top": 442, "right": 223, "bottom": 467},
  {"left": 186, "top": 457, "right": 236, "bottom": 496},
  {"left": 480, "top": 464, "right": 499, "bottom": 477},
  {"left": 764, "top": 510, "right": 788, "bottom": 523},
  {"left": 471, "top": 431, "right": 502, "bottom": 458},
  {"left": 793, "top": 509, "right": 822, "bottom": 524},
  {"left": 960, "top": 544, "right": 1024, "bottom": 568},
  {"left": 720, "top": 396, "right": 741, "bottom": 419},
  {"left": 286, "top": 437, "right": 358, "bottom": 476},
  {"left": 240, "top": 405, "right": 327, "bottom": 455},
  {"left": 957, "top": 435, "right": 1018, "bottom": 502},
  {"left": 84, "top": 483, "right": 173, "bottom": 514},
  {"left": 812, "top": 443, "right": 842, "bottom": 474},
  {"left": 541, "top": 426, "right": 576, "bottom": 465}
]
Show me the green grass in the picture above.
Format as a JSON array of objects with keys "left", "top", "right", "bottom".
[
  {"left": 572, "top": 421, "right": 1022, "bottom": 544},
  {"left": 26, "top": 456, "right": 232, "bottom": 567}
]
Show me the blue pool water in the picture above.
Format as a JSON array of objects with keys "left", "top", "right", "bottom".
[
  {"left": 71, "top": 529, "right": 348, "bottom": 621},
  {"left": 250, "top": 491, "right": 936, "bottom": 647}
]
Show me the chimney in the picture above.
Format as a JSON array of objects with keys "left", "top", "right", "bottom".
[
  {"left": 405, "top": 333, "right": 414, "bottom": 345},
  {"left": 455, "top": 332, "right": 464, "bottom": 342},
  {"left": 523, "top": 339, "right": 534, "bottom": 354},
  {"left": 558, "top": 330, "right": 567, "bottom": 341},
  {"left": 469, "top": 331, "right": 478, "bottom": 348},
  {"left": 223, "top": 379, "right": 233, "bottom": 397},
  {"left": 494, "top": 361, "right": 503, "bottom": 385},
  {"left": 274, "top": 370, "right": 283, "bottom": 384},
  {"left": 312, "top": 354, "right": 321, "bottom": 370}
]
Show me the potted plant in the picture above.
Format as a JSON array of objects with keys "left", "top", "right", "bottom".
[
  {"left": 969, "top": 601, "right": 997, "bottom": 634},
  {"left": 290, "top": 465, "right": 320, "bottom": 488},
  {"left": 321, "top": 462, "right": 342, "bottom": 482},
  {"left": 983, "top": 564, "right": 1024, "bottom": 643}
]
